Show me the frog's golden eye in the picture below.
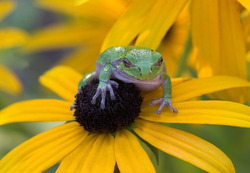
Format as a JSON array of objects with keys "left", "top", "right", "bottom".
[
  {"left": 123, "top": 58, "right": 134, "bottom": 68},
  {"left": 154, "top": 57, "right": 163, "bottom": 66}
]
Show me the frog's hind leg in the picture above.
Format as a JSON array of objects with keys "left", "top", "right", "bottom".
[
  {"left": 150, "top": 72, "right": 178, "bottom": 114},
  {"left": 70, "top": 72, "right": 96, "bottom": 111}
]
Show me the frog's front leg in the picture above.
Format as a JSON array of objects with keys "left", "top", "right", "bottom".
[
  {"left": 91, "top": 64, "right": 118, "bottom": 109},
  {"left": 150, "top": 72, "right": 178, "bottom": 114}
]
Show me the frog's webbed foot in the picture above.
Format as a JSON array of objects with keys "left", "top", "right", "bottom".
[
  {"left": 150, "top": 98, "right": 178, "bottom": 114},
  {"left": 70, "top": 89, "right": 82, "bottom": 111},
  {"left": 70, "top": 103, "right": 75, "bottom": 111},
  {"left": 91, "top": 80, "right": 119, "bottom": 109}
]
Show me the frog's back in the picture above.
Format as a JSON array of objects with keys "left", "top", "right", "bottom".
[
  {"left": 96, "top": 47, "right": 126, "bottom": 65},
  {"left": 96, "top": 46, "right": 155, "bottom": 65}
]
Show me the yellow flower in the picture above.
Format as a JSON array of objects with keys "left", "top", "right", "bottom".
[
  {"left": 0, "top": 66, "right": 250, "bottom": 172},
  {"left": 190, "top": 0, "right": 249, "bottom": 103},
  {"left": 0, "top": 1, "right": 28, "bottom": 95},
  {"left": 100, "top": 0, "right": 249, "bottom": 103},
  {"left": 22, "top": 0, "right": 189, "bottom": 77},
  {"left": 23, "top": 0, "right": 249, "bottom": 103}
]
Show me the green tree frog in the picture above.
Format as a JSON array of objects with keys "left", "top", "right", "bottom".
[{"left": 71, "top": 46, "right": 178, "bottom": 114}]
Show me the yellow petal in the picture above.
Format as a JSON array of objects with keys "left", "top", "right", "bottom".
[
  {"left": 135, "top": 0, "right": 188, "bottom": 50},
  {"left": 37, "top": 0, "right": 74, "bottom": 16},
  {"left": 57, "top": 133, "right": 115, "bottom": 173},
  {"left": 238, "top": 0, "right": 250, "bottom": 11},
  {"left": 141, "top": 100, "right": 250, "bottom": 127},
  {"left": 135, "top": 119, "right": 235, "bottom": 173},
  {"left": 115, "top": 129, "right": 155, "bottom": 173},
  {"left": 191, "top": 0, "right": 248, "bottom": 103},
  {"left": 101, "top": 0, "right": 155, "bottom": 51},
  {"left": 172, "top": 76, "right": 250, "bottom": 102},
  {"left": 74, "top": 0, "right": 89, "bottom": 6},
  {"left": 37, "top": 0, "right": 126, "bottom": 25},
  {"left": 159, "top": 6, "right": 190, "bottom": 76},
  {"left": 0, "top": 99, "right": 73, "bottom": 125},
  {"left": 0, "top": 64, "right": 22, "bottom": 95},
  {"left": 143, "top": 76, "right": 250, "bottom": 105},
  {"left": 0, "top": 1, "right": 15, "bottom": 22},
  {"left": 0, "top": 122, "right": 87, "bottom": 173},
  {"left": 58, "top": 46, "right": 98, "bottom": 73},
  {"left": 56, "top": 134, "right": 98, "bottom": 173},
  {"left": 0, "top": 28, "right": 29, "bottom": 49},
  {"left": 39, "top": 66, "right": 82, "bottom": 102},
  {"left": 22, "top": 23, "right": 107, "bottom": 53},
  {"left": 243, "top": 11, "right": 250, "bottom": 52}
]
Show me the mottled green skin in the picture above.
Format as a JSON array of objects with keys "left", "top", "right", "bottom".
[
  {"left": 97, "top": 46, "right": 163, "bottom": 80},
  {"left": 75, "top": 46, "right": 178, "bottom": 114}
]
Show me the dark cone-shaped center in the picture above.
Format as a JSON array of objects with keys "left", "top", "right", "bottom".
[{"left": 73, "top": 79, "right": 143, "bottom": 134}]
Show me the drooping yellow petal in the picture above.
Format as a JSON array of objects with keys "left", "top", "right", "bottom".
[
  {"left": 243, "top": 10, "right": 250, "bottom": 57},
  {"left": 141, "top": 100, "right": 250, "bottom": 127},
  {"left": 0, "top": 1, "right": 15, "bottom": 22},
  {"left": 0, "top": 122, "right": 87, "bottom": 173},
  {"left": 74, "top": 0, "right": 89, "bottom": 6},
  {"left": 36, "top": 0, "right": 74, "bottom": 16},
  {"left": 0, "top": 99, "right": 73, "bottom": 125},
  {"left": 57, "top": 133, "right": 115, "bottom": 173},
  {"left": 143, "top": 76, "right": 250, "bottom": 105},
  {"left": 22, "top": 23, "right": 107, "bottom": 53},
  {"left": 0, "top": 28, "right": 29, "bottom": 49},
  {"left": 135, "top": 119, "right": 235, "bottom": 173},
  {"left": 238, "top": 0, "right": 250, "bottom": 11},
  {"left": 37, "top": 0, "right": 127, "bottom": 25},
  {"left": 0, "top": 64, "right": 22, "bottom": 95},
  {"left": 58, "top": 46, "right": 98, "bottom": 73},
  {"left": 101, "top": 0, "right": 155, "bottom": 51},
  {"left": 115, "top": 129, "right": 155, "bottom": 173},
  {"left": 243, "top": 10, "right": 250, "bottom": 50},
  {"left": 191, "top": 0, "right": 248, "bottom": 103},
  {"left": 159, "top": 6, "right": 190, "bottom": 76},
  {"left": 135, "top": 0, "right": 188, "bottom": 50},
  {"left": 39, "top": 66, "right": 82, "bottom": 102}
]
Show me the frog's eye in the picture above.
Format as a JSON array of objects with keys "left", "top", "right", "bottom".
[
  {"left": 123, "top": 58, "right": 134, "bottom": 68},
  {"left": 154, "top": 57, "right": 163, "bottom": 66}
]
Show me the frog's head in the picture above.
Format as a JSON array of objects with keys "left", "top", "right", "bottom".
[{"left": 117, "top": 47, "right": 164, "bottom": 80}]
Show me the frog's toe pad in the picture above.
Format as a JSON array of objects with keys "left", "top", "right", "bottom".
[
  {"left": 70, "top": 89, "right": 81, "bottom": 111},
  {"left": 110, "top": 80, "right": 119, "bottom": 88},
  {"left": 91, "top": 87, "right": 102, "bottom": 105},
  {"left": 150, "top": 98, "right": 162, "bottom": 106},
  {"left": 107, "top": 83, "right": 116, "bottom": 100},
  {"left": 70, "top": 103, "right": 75, "bottom": 111}
]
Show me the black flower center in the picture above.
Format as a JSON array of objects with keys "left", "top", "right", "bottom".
[{"left": 73, "top": 79, "right": 143, "bottom": 134}]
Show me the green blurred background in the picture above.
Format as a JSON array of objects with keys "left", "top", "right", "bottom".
[{"left": 0, "top": 0, "right": 249, "bottom": 172}]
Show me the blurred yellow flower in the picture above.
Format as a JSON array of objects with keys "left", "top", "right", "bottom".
[
  {"left": 0, "top": 1, "right": 28, "bottom": 95},
  {"left": 22, "top": 0, "right": 250, "bottom": 103},
  {"left": 191, "top": 0, "right": 249, "bottom": 103},
  {"left": 22, "top": 0, "right": 189, "bottom": 77},
  {"left": 0, "top": 66, "right": 250, "bottom": 172}
]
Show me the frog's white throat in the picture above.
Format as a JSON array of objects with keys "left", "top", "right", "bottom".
[{"left": 112, "top": 68, "right": 163, "bottom": 92}]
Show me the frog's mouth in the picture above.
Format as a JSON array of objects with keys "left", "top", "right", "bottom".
[{"left": 112, "top": 69, "right": 140, "bottom": 82}]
